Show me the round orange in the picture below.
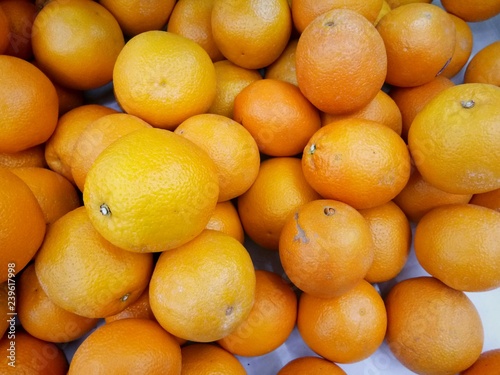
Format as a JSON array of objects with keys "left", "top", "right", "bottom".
[
  {"left": 278, "top": 357, "right": 347, "bottom": 375},
  {"left": 205, "top": 201, "right": 245, "bottom": 244},
  {"left": 441, "top": 0, "right": 500, "bottom": 22},
  {"left": 0, "top": 0, "right": 36, "bottom": 60},
  {"left": 441, "top": 14, "right": 474, "bottom": 79},
  {"left": 104, "top": 287, "right": 156, "bottom": 324},
  {"left": 461, "top": 349, "right": 500, "bottom": 375},
  {"left": 265, "top": 38, "right": 299, "bottom": 86},
  {"left": 0, "top": 144, "right": 47, "bottom": 169},
  {"left": 464, "top": 41, "right": 500, "bottom": 86},
  {"left": 470, "top": 188, "right": 500, "bottom": 212},
  {"left": 181, "top": 344, "right": 246, "bottom": 375}
]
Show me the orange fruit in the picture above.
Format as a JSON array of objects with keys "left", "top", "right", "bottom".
[
  {"left": 358, "top": 201, "right": 412, "bottom": 283},
  {"left": 211, "top": 0, "right": 292, "bottom": 69},
  {"left": 0, "top": 282, "right": 10, "bottom": 337},
  {"left": 389, "top": 75, "right": 455, "bottom": 141},
  {"left": 0, "top": 144, "right": 47, "bottom": 169},
  {"left": 45, "top": 104, "right": 118, "bottom": 184},
  {"left": 393, "top": 168, "right": 473, "bottom": 223},
  {"left": 441, "top": 14, "right": 474, "bottom": 79},
  {"left": 291, "top": 0, "right": 383, "bottom": 33},
  {"left": 0, "top": 55, "right": 58, "bottom": 153},
  {"left": 34, "top": 206, "right": 154, "bottom": 318},
  {"left": 68, "top": 319, "right": 182, "bottom": 375},
  {"left": 105, "top": 287, "right": 156, "bottom": 324},
  {"left": 376, "top": 3, "right": 456, "bottom": 87},
  {"left": 205, "top": 201, "right": 245, "bottom": 244},
  {"left": 181, "top": 344, "right": 246, "bottom": 375},
  {"left": 233, "top": 78, "right": 321, "bottom": 156},
  {"left": 461, "top": 349, "right": 500, "bottom": 375},
  {"left": 99, "top": 0, "right": 175, "bottom": 37},
  {"left": 298, "top": 280, "right": 387, "bottom": 363},
  {"left": 441, "top": 0, "right": 500, "bottom": 22},
  {"left": 237, "top": 157, "right": 321, "bottom": 250},
  {"left": 17, "top": 264, "right": 98, "bottom": 343},
  {"left": 0, "top": 0, "right": 36, "bottom": 60},
  {"left": 279, "top": 199, "right": 374, "bottom": 298},
  {"left": 218, "top": 270, "right": 297, "bottom": 356},
  {"left": 278, "top": 356, "right": 347, "bottom": 375},
  {"left": 54, "top": 83, "right": 84, "bottom": 116},
  {"left": 408, "top": 83, "right": 500, "bottom": 194},
  {"left": 321, "top": 90, "right": 403, "bottom": 135},
  {"left": 386, "top": 0, "right": 432, "bottom": 8},
  {"left": 83, "top": 128, "right": 219, "bottom": 253},
  {"left": 208, "top": 59, "right": 262, "bottom": 119},
  {"left": 470, "top": 188, "right": 500, "bottom": 212},
  {"left": 0, "top": 331, "right": 68, "bottom": 374},
  {"left": 174, "top": 113, "right": 260, "bottom": 202},
  {"left": 265, "top": 38, "right": 299, "bottom": 86},
  {"left": 32, "top": 0, "right": 125, "bottom": 90},
  {"left": 10, "top": 167, "right": 81, "bottom": 224},
  {"left": 375, "top": 0, "right": 391, "bottom": 25},
  {"left": 385, "top": 276, "right": 484, "bottom": 375},
  {"left": 415, "top": 203, "right": 500, "bottom": 292},
  {"left": 302, "top": 118, "right": 411, "bottom": 210},
  {"left": 0, "top": 168, "right": 45, "bottom": 283},
  {"left": 149, "top": 230, "right": 256, "bottom": 342},
  {"left": 113, "top": 30, "right": 216, "bottom": 130},
  {"left": 71, "top": 112, "right": 152, "bottom": 192},
  {"left": 464, "top": 41, "right": 500, "bottom": 86},
  {"left": 0, "top": 5, "right": 9, "bottom": 54},
  {"left": 167, "top": 0, "right": 224, "bottom": 62},
  {"left": 296, "top": 9, "right": 387, "bottom": 114}
]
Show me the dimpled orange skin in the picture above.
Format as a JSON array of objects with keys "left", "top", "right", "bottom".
[
  {"left": 460, "top": 349, "right": 500, "bottom": 375},
  {"left": 278, "top": 356, "right": 347, "bottom": 375},
  {"left": 470, "top": 188, "right": 500, "bottom": 212},
  {"left": 181, "top": 344, "right": 246, "bottom": 375},
  {"left": 464, "top": 41, "right": 500, "bottom": 86},
  {"left": 441, "top": 0, "right": 500, "bottom": 22}
]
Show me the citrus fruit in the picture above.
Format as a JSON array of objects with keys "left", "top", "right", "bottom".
[
  {"left": 233, "top": 78, "right": 321, "bottom": 156},
  {"left": 470, "top": 188, "right": 500, "bottom": 212},
  {"left": 0, "top": 0, "right": 36, "bottom": 60},
  {"left": 385, "top": 276, "right": 484, "bottom": 375},
  {"left": 53, "top": 83, "right": 84, "bottom": 116},
  {"left": 0, "top": 145, "right": 47, "bottom": 169},
  {"left": 113, "top": 30, "right": 216, "bottom": 130},
  {"left": 464, "top": 41, "right": 500, "bottom": 86},
  {"left": 218, "top": 270, "right": 297, "bottom": 356},
  {"left": 295, "top": 9, "right": 387, "bottom": 114},
  {"left": 386, "top": 0, "right": 432, "bottom": 8},
  {"left": 461, "top": 349, "right": 500, "bottom": 375},
  {"left": 83, "top": 128, "right": 219, "bottom": 253},
  {"left": 408, "top": 83, "right": 500, "bottom": 194},
  {"left": 0, "top": 282, "right": 10, "bottom": 337},
  {"left": 279, "top": 199, "right": 374, "bottom": 298},
  {"left": 265, "top": 38, "right": 299, "bottom": 86},
  {"left": 205, "top": 201, "right": 245, "bottom": 244},
  {"left": 104, "top": 287, "right": 156, "bottom": 324},
  {"left": 68, "top": 319, "right": 182, "bottom": 375},
  {"left": 34, "top": 207, "right": 154, "bottom": 318},
  {"left": 441, "top": 0, "right": 500, "bottom": 22},
  {"left": 298, "top": 280, "right": 387, "bottom": 363},
  {"left": 181, "top": 344, "right": 246, "bottom": 375},
  {"left": 441, "top": 14, "right": 474, "bottom": 79},
  {"left": 278, "top": 356, "right": 347, "bottom": 375},
  {"left": 375, "top": 1, "right": 391, "bottom": 25},
  {"left": 0, "top": 6, "right": 9, "bottom": 54},
  {"left": 149, "top": 230, "right": 256, "bottom": 342}
]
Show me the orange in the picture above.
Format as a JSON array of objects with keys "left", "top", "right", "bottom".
[
  {"left": 167, "top": 0, "right": 224, "bottom": 62},
  {"left": 470, "top": 188, "right": 500, "bottom": 212},
  {"left": 298, "top": 280, "right": 387, "bottom": 363},
  {"left": 321, "top": 90, "right": 403, "bottom": 135},
  {"left": 461, "top": 349, "right": 500, "bottom": 375},
  {"left": 375, "top": 1, "right": 391, "bottom": 25},
  {"left": 218, "top": 270, "right": 297, "bottom": 356},
  {"left": 34, "top": 207, "right": 153, "bottom": 318},
  {"left": 0, "top": 0, "right": 36, "bottom": 60},
  {"left": 83, "top": 128, "right": 219, "bottom": 253},
  {"left": 10, "top": 167, "right": 81, "bottom": 224},
  {"left": 174, "top": 113, "right": 260, "bottom": 202},
  {"left": 181, "top": 344, "right": 246, "bottom": 375},
  {"left": 296, "top": 9, "right": 387, "bottom": 114},
  {"left": 211, "top": 0, "right": 292, "bottom": 69},
  {"left": 0, "top": 331, "right": 68, "bottom": 374},
  {"left": 0, "top": 282, "right": 9, "bottom": 337},
  {"left": 71, "top": 112, "right": 152, "bottom": 192},
  {"left": 464, "top": 41, "right": 500, "bottom": 86},
  {"left": 17, "top": 264, "right": 98, "bottom": 343},
  {"left": 408, "top": 83, "right": 500, "bottom": 194},
  {"left": 53, "top": 81, "right": 85, "bottom": 116},
  {"left": 0, "top": 5, "right": 9, "bottom": 54},
  {"left": 292, "top": 0, "right": 383, "bottom": 33},
  {"left": 441, "top": 14, "right": 474, "bottom": 79},
  {"left": 105, "top": 287, "right": 156, "bottom": 324},
  {"left": 441, "top": 0, "right": 500, "bottom": 22},
  {"left": 0, "top": 55, "right": 58, "bottom": 153},
  {"left": 32, "top": 0, "right": 125, "bottom": 90},
  {"left": 302, "top": 118, "right": 411, "bottom": 210},
  {"left": 113, "top": 30, "right": 216, "bottom": 130},
  {"left": 393, "top": 168, "right": 472, "bottom": 223},
  {"left": 0, "top": 168, "right": 45, "bottom": 283},
  {"left": 358, "top": 201, "right": 412, "bottom": 283},
  {"left": 0, "top": 144, "right": 47, "bottom": 169},
  {"left": 45, "top": 104, "right": 117, "bottom": 184},
  {"left": 149, "top": 230, "right": 256, "bottom": 342},
  {"left": 389, "top": 75, "right": 455, "bottom": 141},
  {"left": 68, "top": 319, "right": 182, "bottom": 375},
  {"left": 265, "top": 38, "right": 298, "bottom": 86},
  {"left": 278, "top": 357, "right": 347, "bottom": 375},
  {"left": 205, "top": 201, "right": 245, "bottom": 244},
  {"left": 279, "top": 199, "right": 374, "bottom": 298},
  {"left": 233, "top": 78, "right": 321, "bottom": 156},
  {"left": 385, "top": 276, "right": 484, "bottom": 375},
  {"left": 386, "top": 0, "right": 432, "bottom": 8},
  {"left": 415, "top": 203, "right": 500, "bottom": 292},
  {"left": 237, "top": 157, "right": 321, "bottom": 250},
  {"left": 376, "top": 3, "right": 456, "bottom": 87},
  {"left": 99, "top": 0, "right": 175, "bottom": 37},
  {"left": 208, "top": 59, "right": 262, "bottom": 119}
]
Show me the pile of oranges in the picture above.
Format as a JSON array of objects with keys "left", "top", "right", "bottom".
[{"left": 1, "top": 0, "right": 500, "bottom": 374}]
